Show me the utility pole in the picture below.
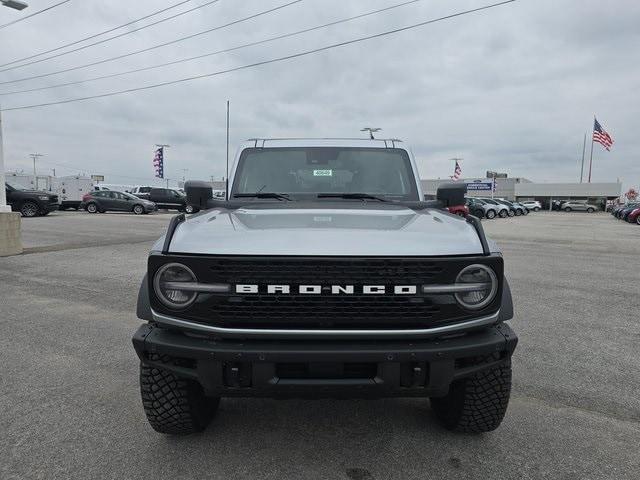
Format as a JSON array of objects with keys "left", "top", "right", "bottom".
[
  {"left": 180, "top": 168, "right": 188, "bottom": 183},
  {"left": 579, "top": 132, "right": 586, "bottom": 183},
  {"left": 587, "top": 117, "right": 595, "bottom": 183},
  {"left": 226, "top": 100, "right": 230, "bottom": 200},
  {"left": 29, "top": 153, "right": 44, "bottom": 188},
  {"left": 0, "top": 106, "right": 9, "bottom": 212}
]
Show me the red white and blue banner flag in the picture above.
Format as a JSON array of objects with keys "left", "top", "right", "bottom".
[
  {"left": 450, "top": 161, "right": 462, "bottom": 181},
  {"left": 153, "top": 147, "right": 164, "bottom": 179},
  {"left": 593, "top": 118, "right": 614, "bottom": 151}
]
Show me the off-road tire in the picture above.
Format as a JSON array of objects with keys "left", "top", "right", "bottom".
[
  {"left": 140, "top": 354, "right": 219, "bottom": 435},
  {"left": 133, "top": 204, "right": 144, "bottom": 215},
  {"left": 430, "top": 357, "right": 512, "bottom": 433},
  {"left": 20, "top": 201, "right": 39, "bottom": 217},
  {"left": 86, "top": 202, "right": 99, "bottom": 213},
  {"left": 486, "top": 210, "right": 496, "bottom": 219}
]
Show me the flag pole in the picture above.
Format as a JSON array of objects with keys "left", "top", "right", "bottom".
[
  {"left": 587, "top": 118, "right": 595, "bottom": 183},
  {"left": 579, "top": 132, "right": 586, "bottom": 183}
]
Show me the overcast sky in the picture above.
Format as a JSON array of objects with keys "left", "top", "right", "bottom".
[{"left": 1, "top": 0, "right": 638, "bottom": 190}]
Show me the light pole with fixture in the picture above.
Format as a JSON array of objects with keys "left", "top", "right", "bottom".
[{"left": 0, "top": 0, "right": 28, "bottom": 256}]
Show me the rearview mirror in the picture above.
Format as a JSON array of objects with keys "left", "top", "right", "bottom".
[
  {"left": 436, "top": 182, "right": 467, "bottom": 207},
  {"left": 185, "top": 180, "right": 213, "bottom": 210}
]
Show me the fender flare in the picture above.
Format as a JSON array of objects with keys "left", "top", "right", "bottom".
[
  {"left": 136, "top": 274, "right": 153, "bottom": 321},
  {"left": 497, "top": 277, "right": 514, "bottom": 322}
]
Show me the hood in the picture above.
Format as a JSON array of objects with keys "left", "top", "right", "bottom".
[{"left": 165, "top": 203, "right": 487, "bottom": 256}]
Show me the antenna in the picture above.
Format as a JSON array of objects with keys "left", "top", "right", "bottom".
[
  {"left": 361, "top": 127, "right": 381, "bottom": 139},
  {"left": 225, "top": 100, "right": 230, "bottom": 200}
]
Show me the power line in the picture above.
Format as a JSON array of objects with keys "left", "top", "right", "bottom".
[
  {"left": 0, "top": 0, "right": 304, "bottom": 85},
  {"left": 0, "top": 0, "right": 221, "bottom": 73},
  {"left": 0, "top": 0, "right": 70, "bottom": 30},
  {"left": 0, "top": 0, "right": 192, "bottom": 67},
  {"left": 0, "top": 0, "right": 516, "bottom": 112},
  {"left": 0, "top": 0, "right": 426, "bottom": 96}
]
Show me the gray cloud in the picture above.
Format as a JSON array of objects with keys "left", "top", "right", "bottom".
[{"left": 1, "top": 0, "right": 638, "bottom": 190}]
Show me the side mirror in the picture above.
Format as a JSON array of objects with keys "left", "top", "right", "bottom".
[
  {"left": 437, "top": 182, "right": 467, "bottom": 207},
  {"left": 185, "top": 180, "right": 213, "bottom": 210}
]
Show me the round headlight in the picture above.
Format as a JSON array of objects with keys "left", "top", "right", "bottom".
[
  {"left": 454, "top": 264, "right": 498, "bottom": 310},
  {"left": 153, "top": 263, "right": 198, "bottom": 309}
]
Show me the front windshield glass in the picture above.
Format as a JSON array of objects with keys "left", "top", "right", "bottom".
[
  {"left": 232, "top": 147, "right": 419, "bottom": 200},
  {"left": 6, "top": 180, "right": 30, "bottom": 191}
]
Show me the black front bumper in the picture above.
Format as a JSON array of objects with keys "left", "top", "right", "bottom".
[{"left": 132, "top": 323, "right": 517, "bottom": 398}]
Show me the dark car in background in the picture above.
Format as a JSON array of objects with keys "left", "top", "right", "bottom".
[
  {"left": 80, "top": 191, "right": 156, "bottom": 214},
  {"left": 5, "top": 180, "right": 59, "bottom": 217},
  {"left": 465, "top": 197, "right": 486, "bottom": 218},
  {"left": 134, "top": 187, "right": 197, "bottom": 213}
]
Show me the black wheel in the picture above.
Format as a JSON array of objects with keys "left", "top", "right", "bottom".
[
  {"left": 133, "top": 204, "right": 144, "bottom": 215},
  {"left": 185, "top": 205, "right": 195, "bottom": 214},
  {"left": 637, "top": 216, "right": 640, "bottom": 225},
  {"left": 514, "top": 210, "right": 521, "bottom": 216},
  {"left": 522, "top": 209, "right": 529, "bottom": 215},
  {"left": 564, "top": 207, "right": 571, "bottom": 212},
  {"left": 498, "top": 210, "right": 508, "bottom": 218},
  {"left": 86, "top": 202, "right": 99, "bottom": 213},
  {"left": 533, "top": 207, "right": 540, "bottom": 212},
  {"left": 430, "top": 356, "right": 512, "bottom": 433},
  {"left": 20, "top": 201, "right": 39, "bottom": 217},
  {"left": 587, "top": 208, "right": 595, "bottom": 213},
  {"left": 486, "top": 210, "right": 496, "bottom": 219},
  {"left": 507, "top": 210, "right": 515, "bottom": 217},
  {"left": 140, "top": 354, "right": 219, "bottom": 435}
]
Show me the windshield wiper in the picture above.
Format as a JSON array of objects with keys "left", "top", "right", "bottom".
[
  {"left": 233, "top": 192, "right": 291, "bottom": 201},
  {"left": 317, "top": 193, "right": 389, "bottom": 202}
]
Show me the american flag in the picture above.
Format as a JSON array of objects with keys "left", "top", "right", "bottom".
[
  {"left": 450, "top": 160, "right": 462, "bottom": 181},
  {"left": 593, "top": 118, "right": 614, "bottom": 151},
  {"left": 153, "top": 147, "right": 164, "bottom": 179}
]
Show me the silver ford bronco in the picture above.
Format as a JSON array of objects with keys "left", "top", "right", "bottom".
[{"left": 132, "top": 138, "right": 517, "bottom": 434}]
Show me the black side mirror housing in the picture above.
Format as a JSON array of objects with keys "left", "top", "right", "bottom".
[
  {"left": 436, "top": 182, "right": 467, "bottom": 207},
  {"left": 185, "top": 180, "right": 213, "bottom": 210}
]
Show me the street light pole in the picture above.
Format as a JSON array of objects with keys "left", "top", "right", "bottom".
[{"left": 0, "top": 107, "right": 9, "bottom": 212}]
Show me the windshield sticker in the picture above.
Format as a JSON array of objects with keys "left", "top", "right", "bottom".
[{"left": 313, "top": 169, "right": 333, "bottom": 177}]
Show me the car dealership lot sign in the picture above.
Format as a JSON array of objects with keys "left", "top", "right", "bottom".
[{"left": 466, "top": 181, "right": 493, "bottom": 191}]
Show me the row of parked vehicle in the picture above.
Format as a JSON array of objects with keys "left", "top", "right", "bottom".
[
  {"left": 4, "top": 180, "right": 197, "bottom": 217},
  {"left": 611, "top": 202, "right": 640, "bottom": 225},
  {"left": 451, "top": 198, "right": 541, "bottom": 219}
]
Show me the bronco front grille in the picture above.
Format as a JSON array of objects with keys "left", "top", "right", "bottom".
[{"left": 149, "top": 255, "right": 503, "bottom": 330}]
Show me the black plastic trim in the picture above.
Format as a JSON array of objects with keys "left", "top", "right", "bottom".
[
  {"left": 161, "top": 213, "right": 185, "bottom": 254},
  {"left": 136, "top": 274, "right": 153, "bottom": 321},
  {"left": 466, "top": 215, "right": 490, "bottom": 255}
]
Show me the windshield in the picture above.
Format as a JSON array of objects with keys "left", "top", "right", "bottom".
[
  {"left": 6, "top": 180, "right": 31, "bottom": 191},
  {"left": 231, "top": 147, "right": 419, "bottom": 201}
]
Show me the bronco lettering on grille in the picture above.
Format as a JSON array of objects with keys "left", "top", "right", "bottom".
[{"left": 234, "top": 284, "right": 418, "bottom": 295}]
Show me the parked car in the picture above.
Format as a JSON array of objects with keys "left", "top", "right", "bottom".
[
  {"left": 520, "top": 200, "right": 541, "bottom": 212},
  {"left": 512, "top": 201, "right": 529, "bottom": 215},
  {"left": 477, "top": 198, "right": 510, "bottom": 218},
  {"left": 447, "top": 204, "right": 469, "bottom": 217},
  {"left": 130, "top": 186, "right": 154, "bottom": 197},
  {"left": 5, "top": 180, "right": 59, "bottom": 217},
  {"left": 80, "top": 190, "right": 157, "bottom": 214},
  {"left": 626, "top": 207, "right": 640, "bottom": 225},
  {"left": 495, "top": 199, "right": 526, "bottom": 216},
  {"left": 561, "top": 200, "right": 598, "bottom": 213},
  {"left": 139, "top": 187, "right": 198, "bottom": 213},
  {"left": 465, "top": 198, "right": 485, "bottom": 218},
  {"left": 618, "top": 203, "right": 640, "bottom": 221}
]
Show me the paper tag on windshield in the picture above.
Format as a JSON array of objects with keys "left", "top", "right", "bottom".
[{"left": 313, "top": 169, "right": 333, "bottom": 177}]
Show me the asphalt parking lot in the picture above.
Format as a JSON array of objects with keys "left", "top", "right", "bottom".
[{"left": 1, "top": 211, "right": 639, "bottom": 479}]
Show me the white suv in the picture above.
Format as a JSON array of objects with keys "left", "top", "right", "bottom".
[{"left": 520, "top": 200, "right": 541, "bottom": 212}]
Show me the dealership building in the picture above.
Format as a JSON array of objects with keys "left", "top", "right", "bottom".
[{"left": 421, "top": 177, "right": 622, "bottom": 210}]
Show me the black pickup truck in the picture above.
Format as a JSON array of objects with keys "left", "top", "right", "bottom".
[
  {"left": 5, "top": 181, "right": 59, "bottom": 217},
  {"left": 135, "top": 188, "right": 196, "bottom": 213}
]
